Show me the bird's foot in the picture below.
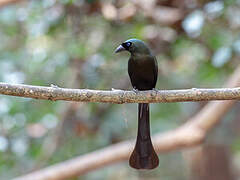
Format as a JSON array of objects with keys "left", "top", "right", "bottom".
[
  {"left": 152, "top": 88, "right": 158, "bottom": 95},
  {"left": 51, "top": 84, "right": 60, "bottom": 88},
  {"left": 133, "top": 88, "right": 139, "bottom": 94}
]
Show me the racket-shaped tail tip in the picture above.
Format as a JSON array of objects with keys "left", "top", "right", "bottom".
[{"left": 129, "top": 147, "right": 159, "bottom": 169}]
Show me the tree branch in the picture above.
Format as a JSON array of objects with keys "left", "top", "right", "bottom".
[
  {"left": 0, "top": 0, "right": 22, "bottom": 8},
  {"left": 1, "top": 82, "right": 240, "bottom": 104},
  {"left": 11, "top": 66, "right": 240, "bottom": 180}
]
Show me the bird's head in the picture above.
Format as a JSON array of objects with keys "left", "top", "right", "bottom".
[{"left": 115, "top": 39, "right": 151, "bottom": 55}]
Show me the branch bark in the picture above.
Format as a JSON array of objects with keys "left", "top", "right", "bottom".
[
  {"left": 1, "top": 83, "right": 240, "bottom": 103},
  {"left": 12, "top": 66, "right": 240, "bottom": 180}
]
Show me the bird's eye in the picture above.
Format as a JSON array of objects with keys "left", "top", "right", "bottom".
[
  {"left": 125, "top": 42, "right": 131, "bottom": 47},
  {"left": 122, "top": 42, "right": 132, "bottom": 50}
]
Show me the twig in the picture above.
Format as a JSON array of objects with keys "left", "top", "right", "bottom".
[
  {"left": 11, "top": 66, "right": 240, "bottom": 180},
  {"left": 1, "top": 83, "right": 240, "bottom": 103}
]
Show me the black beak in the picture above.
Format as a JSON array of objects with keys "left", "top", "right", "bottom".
[{"left": 115, "top": 45, "right": 126, "bottom": 53}]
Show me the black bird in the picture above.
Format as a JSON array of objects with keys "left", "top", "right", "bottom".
[{"left": 115, "top": 39, "right": 159, "bottom": 169}]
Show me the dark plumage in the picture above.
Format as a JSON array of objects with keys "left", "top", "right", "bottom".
[{"left": 115, "top": 39, "right": 159, "bottom": 169}]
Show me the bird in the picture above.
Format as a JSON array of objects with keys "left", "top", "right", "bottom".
[{"left": 115, "top": 38, "right": 159, "bottom": 169}]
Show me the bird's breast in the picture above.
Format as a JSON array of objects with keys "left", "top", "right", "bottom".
[
  {"left": 128, "top": 57, "right": 157, "bottom": 90},
  {"left": 131, "top": 59, "right": 154, "bottom": 72}
]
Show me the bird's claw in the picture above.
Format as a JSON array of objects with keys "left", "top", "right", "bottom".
[
  {"left": 133, "top": 88, "right": 139, "bottom": 94},
  {"left": 51, "top": 84, "right": 59, "bottom": 88},
  {"left": 152, "top": 88, "right": 158, "bottom": 95}
]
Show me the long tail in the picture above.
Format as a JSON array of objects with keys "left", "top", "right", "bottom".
[{"left": 129, "top": 103, "right": 159, "bottom": 169}]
